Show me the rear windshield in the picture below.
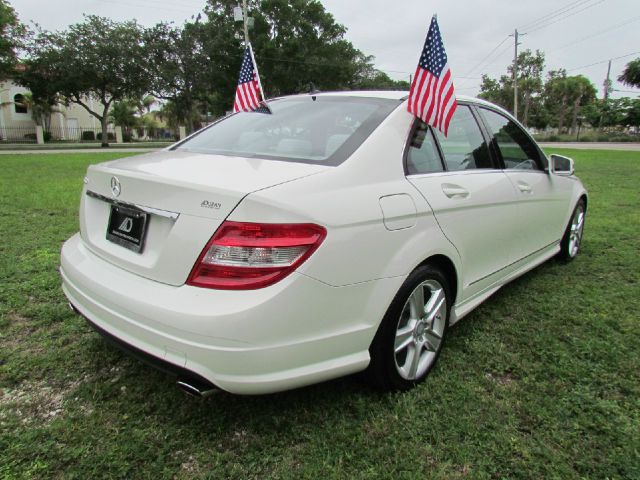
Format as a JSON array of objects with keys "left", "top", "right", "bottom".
[{"left": 174, "top": 96, "right": 401, "bottom": 166}]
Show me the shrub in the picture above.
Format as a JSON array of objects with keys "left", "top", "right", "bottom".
[
  {"left": 97, "top": 132, "right": 115, "bottom": 141},
  {"left": 81, "top": 131, "right": 96, "bottom": 141}
]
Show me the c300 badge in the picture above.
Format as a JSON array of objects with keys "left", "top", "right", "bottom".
[{"left": 201, "top": 200, "right": 221, "bottom": 210}]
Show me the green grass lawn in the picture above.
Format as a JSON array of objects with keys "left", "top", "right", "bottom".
[{"left": 1, "top": 150, "right": 639, "bottom": 479}]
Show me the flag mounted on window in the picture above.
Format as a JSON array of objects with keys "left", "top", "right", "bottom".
[
  {"left": 233, "top": 44, "right": 269, "bottom": 113},
  {"left": 408, "top": 15, "right": 457, "bottom": 136}
]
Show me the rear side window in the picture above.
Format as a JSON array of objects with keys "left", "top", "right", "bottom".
[
  {"left": 174, "top": 96, "right": 400, "bottom": 166},
  {"left": 433, "top": 106, "right": 493, "bottom": 171},
  {"left": 406, "top": 121, "right": 444, "bottom": 175},
  {"left": 479, "top": 108, "right": 543, "bottom": 171}
]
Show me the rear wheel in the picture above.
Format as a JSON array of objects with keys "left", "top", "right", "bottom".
[
  {"left": 559, "top": 199, "right": 586, "bottom": 260},
  {"left": 367, "top": 265, "right": 450, "bottom": 391}
]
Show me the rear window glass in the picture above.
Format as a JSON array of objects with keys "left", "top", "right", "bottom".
[{"left": 174, "top": 96, "right": 401, "bottom": 166}]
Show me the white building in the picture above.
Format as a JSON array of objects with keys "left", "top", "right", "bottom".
[{"left": 0, "top": 79, "right": 100, "bottom": 141}]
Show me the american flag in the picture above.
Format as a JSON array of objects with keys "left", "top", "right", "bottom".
[
  {"left": 408, "top": 16, "right": 457, "bottom": 136},
  {"left": 233, "top": 45, "right": 264, "bottom": 113}
]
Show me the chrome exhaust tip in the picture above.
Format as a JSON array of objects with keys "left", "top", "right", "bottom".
[{"left": 177, "top": 380, "right": 218, "bottom": 398}]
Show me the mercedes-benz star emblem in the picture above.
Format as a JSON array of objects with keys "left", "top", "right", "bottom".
[{"left": 110, "top": 176, "right": 121, "bottom": 197}]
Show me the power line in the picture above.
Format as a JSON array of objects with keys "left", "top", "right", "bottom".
[
  {"left": 92, "top": 0, "right": 200, "bottom": 15},
  {"left": 524, "top": 0, "right": 605, "bottom": 34},
  {"left": 547, "top": 15, "right": 640, "bottom": 54},
  {"left": 565, "top": 50, "right": 640, "bottom": 72},
  {"left": 518, "top": 0, "right": 596, "bottom": 31},
  {"left": 461, "top": 36, "right": 510, "bottom": 78}
]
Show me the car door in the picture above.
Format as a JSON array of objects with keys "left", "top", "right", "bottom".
[
  {"left": 476, "top": 107, "right": 569, "bottom": 260},
  {"left": 406, "top": 104, "right": 520, "bottom": 297}
]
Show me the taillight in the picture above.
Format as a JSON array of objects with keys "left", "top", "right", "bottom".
[{"left": 187, "top": 221, "right": 327, "bottom": 290}]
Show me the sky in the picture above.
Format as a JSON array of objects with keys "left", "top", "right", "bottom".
[{"left": 11, "top": 0, "right": 640, "bottom": 98}]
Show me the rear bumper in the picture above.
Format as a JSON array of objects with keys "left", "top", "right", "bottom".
[{"left": 61, "top": 234, "right": 402, "bottom": 394}]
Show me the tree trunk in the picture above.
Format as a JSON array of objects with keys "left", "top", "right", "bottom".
[
  {"left": 570, "top": 93, "right": 583, "bottom": 135},
  {"left": 523, "top": 92, "right": 531, "bottom": 127},
  {"left": 101, "top": 103, "right": 110, "bottom": 147},
  {"left": 558, "top": 94, "right": 568, "bottom": 134}
]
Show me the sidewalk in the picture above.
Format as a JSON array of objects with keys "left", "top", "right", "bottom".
[
  {"left": 0, "top": 141, "right": 172, "bottom": 154},
  {"left": 540, "top": 142, "right": 640, "bottom": 151},
  {"left": 0, "top": 147, "right": 164, "bottom": 155}
]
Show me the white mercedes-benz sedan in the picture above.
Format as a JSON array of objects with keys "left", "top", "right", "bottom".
[{"left": 60, "top": 91, "right": 587, "bottom": 395}]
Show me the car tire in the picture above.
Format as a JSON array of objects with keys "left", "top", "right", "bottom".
[
  {"left": 559, "top": 198, "right": 586, "bottom": 261},
  {"left": 366, "top": 265, "right": 451, "bottom": 391}
]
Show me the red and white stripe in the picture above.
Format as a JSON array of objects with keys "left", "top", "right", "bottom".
[
  {"left": 408, "top": 63, "right": 457, "bottom": 136},
  {"left": 233, "top": 74, "right": 262, "bottom": 113}
]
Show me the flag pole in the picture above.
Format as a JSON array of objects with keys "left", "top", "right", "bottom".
[{"left": 248, "top": 43, "right": 266, "bottom": 102}]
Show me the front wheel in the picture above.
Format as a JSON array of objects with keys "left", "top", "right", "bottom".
[
  {"left": 559, "top": 199, "right": 586, "bottom": 260},
  {"left": 366, "top": 265, "right": 450, "bottom": 391}
]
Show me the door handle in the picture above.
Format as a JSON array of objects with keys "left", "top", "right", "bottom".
[
  {"left": 517, "top": 182, "right": 532, "bottom": 193},
  {"left": 441, "top": 184, "right": 469, "bottom": 198}
]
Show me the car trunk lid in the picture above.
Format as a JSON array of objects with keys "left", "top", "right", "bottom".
[{"left": 80, "top": 150, "right": 328, "bottom": 286}]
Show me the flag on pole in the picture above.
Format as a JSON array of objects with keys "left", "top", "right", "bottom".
[
  {"left": 408, "top": 15, "right": 457, "bottom": 136},
  {"left": 233, "top": 44, "right": 266, "bottom": 113}
]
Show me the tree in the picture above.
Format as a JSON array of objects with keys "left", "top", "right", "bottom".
[
  {"left": 0, "top": 0, "right": 25, "bottom": 80},
  {"left": 583, "top": 98, "right": 627, "bottom": 130},
  {"left": 566, "top": 75, "right": 596, "bottom": 134},
  {"left": 354, "top": 68, "right": 410, "bottom": 90},
  {"left": 543, "top": 70, "right": 570, "bottom": 131},
  {"left": 478, "top": 49, "right": 545, "bottom": 126},
  {"left": 20, "top": 16, "right": 152, "bottom": 146},
  {"left": 508, "top": 50, "right": 545, "bottom": 126},
  {"left": 20, "top": 91, "right": 62, "bottom": 131},
  {"left": 246, "top": 0, "right": 374, "bottom": 94},
  {"left": 189, "top": 0, "right": 378, "bottom": 107},
  {"left": 618, "top": 58, "right": 640, "bottom": 89},
  {"left": 109, "top": 100, "right": 139, "bottom": 140},
  {"left": 478, "top": 74, "right": 513, "bottom": 111},
  {"left": 542, "top": 70, "right": 596, "bottom": 133},
  {"left": 624, "top": 98, "right": 640, "bottom": 131},
  {"left": 145, "top": 20, "right": 219, "bottom": 130},
  {"left": 140, "top": 95, "right": 156, "bottom": 114}
]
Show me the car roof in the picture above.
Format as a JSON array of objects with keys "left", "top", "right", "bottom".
[
  {"left": 283, "top": 91, "right": 500, "bottom": 108},
  {"left": 271, "top": 91, "right": 513, "bottom": 122}
]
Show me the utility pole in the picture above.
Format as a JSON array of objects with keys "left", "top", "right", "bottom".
[
  {"left": 510, "top": 29, "right": 525, "bottom": 121},
  {"left": 603, "top": 59, "right": 612, "bottom": 100},
  {"left": 242, "top": 0, "right": 249, "bottom": 46}
]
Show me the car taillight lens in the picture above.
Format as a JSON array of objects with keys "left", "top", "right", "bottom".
[{"left": 187, "top": 221, "right": 327, "bottom": 290}]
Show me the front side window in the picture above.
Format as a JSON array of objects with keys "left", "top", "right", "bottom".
[
  {"left": 479, "top": 108, "right": 543, "bottom": 171},
  {"left": 175, "top": 96, "right": 401, "bottom": 166},
  {"left": 406, "top": 121, "right": 443, "bottom": 175},
  {"left": 433, "top": 105, "right": 493, "bottom": 171}
]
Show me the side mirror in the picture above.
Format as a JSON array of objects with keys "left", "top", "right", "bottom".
[{"left": 549, "top": 154, "right": 575, "bottom": 176}]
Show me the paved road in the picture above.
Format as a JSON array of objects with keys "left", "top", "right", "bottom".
[
  {"left": 0, "top": 148, "right": 161, "bottom": 155},
  {"left": 540, "top": 142, "right": 640, "bottom": 151}
]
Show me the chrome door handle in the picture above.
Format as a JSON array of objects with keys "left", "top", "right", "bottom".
[
  {"left": 517, "top": 182, "right": 532, "bottom": 193},
  {"left": 441, "top": 184, "right": 469, "bottom": 198}
]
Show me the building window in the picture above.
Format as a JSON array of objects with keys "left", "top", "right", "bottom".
[{"left": 14, "top": 94, "right": 27, "bottom": 114}]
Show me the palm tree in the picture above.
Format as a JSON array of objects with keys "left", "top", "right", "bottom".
[
  {"left": 618, "top": 58, "right": 640, "bottom": 89},
  {"left": 21, "top": 92, "right": 63, "bottom": 131},
  {"left": 109, "top": 100, "right": 139, "bottom": 140}
]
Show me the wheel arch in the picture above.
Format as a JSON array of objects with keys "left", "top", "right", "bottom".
[
  {"left": 580, "top": 193, "right": 588, "bottom": 211},
  {"left": 415, "top": 254, "right": 459, "bottom": 307}
]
